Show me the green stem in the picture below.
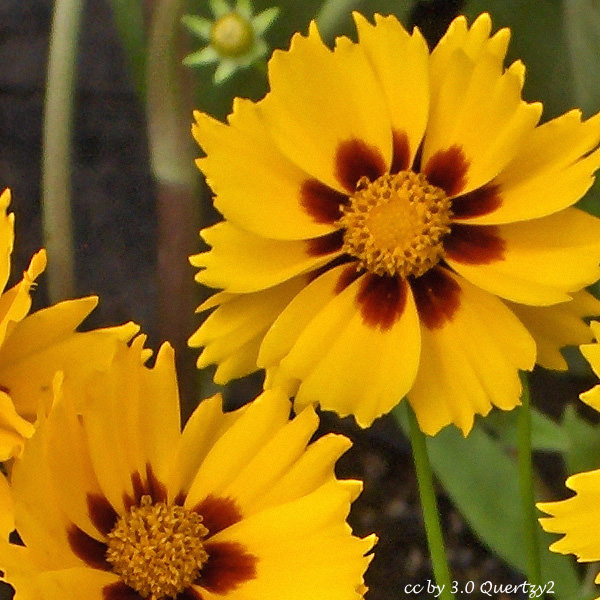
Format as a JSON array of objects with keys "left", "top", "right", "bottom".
[
  {"left": 397, "top": 404, "right": 455, "bottom": 600},
  {"left": 315, "top": 0, "right": 364, "bottom": 41},
  {"left": 42, "top": 0, "right": 83, "bottom": 301},
  {"left": 517, "top": 374, "right": 542, "bottom": 586}
]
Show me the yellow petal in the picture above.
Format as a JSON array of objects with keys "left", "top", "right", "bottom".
[
  {"left": 251, "top": 433, "right": 353, "bottom": 511},
  {"left": 0, "top": 299, "right": 138, "bottom": 422},
  {"left": 45, "top": 375, "right": 110, "bottom": 541},
  {"left": 194, "top": 221, "right": 340, "bottom": 293},
  {"left": 0, "top": 249, "right": 47, "bottom": 346},
  {"left": 0, "top": 390, "right": 35, "bottom": 460},
  {"left": 538, "top": 469, "right": 600, "bottom": 561},
  {"left": 258, "top": 264, "right": 345, "bottom": 370},
  {"left": 0, "top": 471, "right": 14, "bottom": 539},
  {"left": 408, "top": 270, "right": 535, "bottom": 435},
  {"left": 0, "top": 543, "right": 42, "bottom": 600},
  {"left": 0, "top": 189, "right": 15, "bottom": 294},
  {"left": 259, "top": 21, "right": 391, "bottom": 193},
  {"left": 424, "top": 45, "right": 542, "bottom": 196},
  {"left": 185, "top": 389, "right": 291, "bottom": 508},
  {"left": 431, "top": 14, "right": 510, "bottom": 89},
  {"left": 32, "top": 567, "right": 118, "bottom": 599},
  {"left": 580, "top": 321, "right": 600, "bottom": 380},
  {"left": 207, "top": 480, "right": 374, "bottom": 600},
  {"left": 220, "top": 405, "right": 320, "bottom": 515},
  {"left": 11, "top": 394, "right": 87, "bottom": 570},
  {"left": 193, "top": 103, "right": 337, "bottom": 240},
  {"left": 508, "top": 291, "right": 600, "bottom": 370},
  {"left": 446, "top": 209, "right": 600, "bottom": 305},
  {"left": 455, "top": 110, "right": 600, "bottom": 225},
  {"left": 191, "top": 276, "right": 305, "bottom": 383},
  {"left": 80, "top": 337, "right": 153, "bottom": 514},
  {"left": 276, "top": 269, "right": 421, "bottom": 427},
  {"left": 354, "top": 12, "right": 429, "bottom": 168},
  {"left": 167, "top": 394, "right": 247, "bottom": 497},
  {"left": 137, "top": 343, "right": 181, "bottom": 483}
]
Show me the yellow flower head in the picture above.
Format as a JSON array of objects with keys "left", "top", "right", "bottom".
[
  {"left": 0, "top": 337, "right": 375, "bottom": 599},
  {"left": 537, "top": 322, "right": 600, "bottom": 599},
  {"left": 190, "top": 13, "right": 600, "bottom": 435},
  {"left": 0, "top": 189, "right": 139, "bottom": 461}
]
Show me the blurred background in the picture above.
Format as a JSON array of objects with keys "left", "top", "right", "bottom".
[{"left": 1, "top": 0, "right": 600, "bottom": 598}]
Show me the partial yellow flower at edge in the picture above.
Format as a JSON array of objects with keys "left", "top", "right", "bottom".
[
  {"left": 0, "top": 337, "right": 375, "bottom": 600},
  {"left": 537, "top": 322, "right": 600, "bottom": 600},
  {"left": 190, "top": 12, "right": 600, "bottom": 436},
  {"left": 538, "top": 469, "right": 600, "bottom": 600},
  {"left": 0, "top": 189, "right": 140, "bottom": 460}
]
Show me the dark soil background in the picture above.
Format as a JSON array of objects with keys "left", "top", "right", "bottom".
[{"left": 0, "top": 1, "right": 594, "bottom": 599}]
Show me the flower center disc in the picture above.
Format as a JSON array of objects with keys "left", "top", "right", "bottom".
[
  {"left": 106, "top": 495, "right": 209, "bottom": 600},
  {"left": 211, "top": 13, "right": 254, "bottom": 57},
  {"left": 338, "top": 171, "right": 452, "bottom": 278}
]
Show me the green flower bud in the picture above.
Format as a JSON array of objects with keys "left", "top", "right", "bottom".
[{"left": 182, "top": 0, "right": 280, "bottom": 84}]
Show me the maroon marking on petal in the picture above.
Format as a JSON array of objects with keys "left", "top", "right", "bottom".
[
  {"left": 444, "top": 224, "right": 505, "bottom": 264},
  {"left": 410, "top": 267, "right": 461, "bottom": 330},
  {"left": 192, "top": 495, "right": 242, "bottom": 536},
  {"left": 124, "top": 465, "right": 168, "bottom": 509},
  {"left": 423, "top": 145, "right": 469, "bottom": 197},
  {"left": 451, "top": 184, "right": 502, "bottom": 219},
  {"left": 0, "top": 384, "right": 9, "bottom": 394},
  {"left": 355, "top": 274, "right": 407, "bottom": 331},
  {"left": 306, "top": 229, "right": 345, "bottom": 257},
  {"left": 334, "top": 263, "right": 362, "bottom": 294},
  {"left": 67, "top": 524, "right": 110, "bottom": 571},
  {"left": 173, "top": 490, "right": 187, "bottom": 506},
  {"left": 87, "top": 493, "right": 119, "bottom": 536},
  {"left": 103, "top": 581, "right": 144, "bottom": 600},
  {"left": 390, "top": 130, "right": 411, "bottom": 174},
  {"left": 178, "top": 588, "right": 204, "bottom": 600},
  {"left": 199, "top": 541, "right": 257, "bottom": 594},
  {"left": 126, "top": 471, "right": 145, "bottom": 508},
  {"left": 145, "top": 463, "right": 168, "bottom": 504},
  {"left": 300, "top": 179, "right": 349, "bottom": 224},
  {"left": 335, "top": 139, "right": 387, "bottom": 193}
]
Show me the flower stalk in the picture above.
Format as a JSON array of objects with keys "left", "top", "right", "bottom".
[
  {"left": 517, "top": 374, "right": 542, "bottom": 586},
  {"left": 401, "top": 404, "right": 455, "bottom": 600},
  {"left": 42, "top": 0, "right": 83, "bottom": 301}
]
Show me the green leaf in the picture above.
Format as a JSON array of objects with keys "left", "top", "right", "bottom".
[
  {"left": 395, "top": 408, "right": 583, "bottom": 600},
  {"left": 483, "top": 406, "right": 569, "bottom": 452},
  {"left": 427, "top": 423, "right": 582, "bottom": 600},
  {"left": 561, "top": 404, "right": 600, "bottom": 474},
  {"left": 564, "top": 0, "right": 600, "bottom": 118}
]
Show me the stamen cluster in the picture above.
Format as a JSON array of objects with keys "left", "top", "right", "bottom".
[
  {"left": 106, "top": 495, "right": 209, "bottom": 600},
  {"left": 338, "top": 171, "right": 452, "bottom": 278}
]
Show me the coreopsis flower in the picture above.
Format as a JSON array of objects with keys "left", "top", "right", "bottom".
[
  {"left": 537, "top": 322, "right": 600, "bottom": 599},
  {"left": 0, "top": 188, "right": 139, "bottom": 460},
  {"left": 0, "top": 336, "right": 375, "bottom": 599},
  {"left": 182, "top": 0, "right": 279, "bottom": 83},
  {"left": 190, "top": 13, "right": 600, "bottom": 435}
]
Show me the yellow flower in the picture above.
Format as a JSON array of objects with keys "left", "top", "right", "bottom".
[
  {"left": 189, "top": 13, "right": 600, "bottom": 435},
  {"left": 0, "top": 337, "right": 375, "bottom": 599},
  {"left": 0, "top": 188, "right": 139, "bottom": 460},
  {"left": 537, "top": 322, "right": 600, "bottom": 599}
]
